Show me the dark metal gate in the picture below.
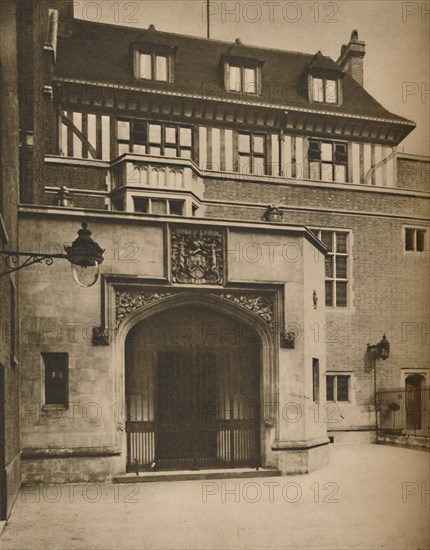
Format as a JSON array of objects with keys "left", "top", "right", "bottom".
[
  {"left": 377, "top": 386, "right": 429, "bottom": 438},
  {"left": 126, "top": 349, "right": 260, "bottom": 471}
]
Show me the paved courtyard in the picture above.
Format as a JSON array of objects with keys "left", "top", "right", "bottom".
[{"left": 1, "top": 444, "right": 429, "bottom": 550}]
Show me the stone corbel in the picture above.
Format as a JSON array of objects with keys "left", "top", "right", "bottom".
[
  {"left": 92, "top": 326, "right": 110, "bottom": 346},
  {"left": 264, "top": 204, "right": 283, "bottom": 223},
  {"left": 280, "top": 330, "right": 295, "bottom": 349}
]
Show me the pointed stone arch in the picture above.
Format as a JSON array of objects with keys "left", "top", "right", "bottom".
[{"left": 112, "top": 290, "right": 278, "bottom": 472}]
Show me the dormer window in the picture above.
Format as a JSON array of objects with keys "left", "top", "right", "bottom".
[
  {"left": 312, "top": 77, "right": 338, "bottom": 104},
  {"left": 139, "top": 52, "right": 169, "bottom": 81},
  {"left": 133, "top": 40, "right": 175, "bottom": 83},
  {"left": 222, "top": 39, "right": 263, "bottom": 96},
  {"left": 305, "top": 51, "right": 344, "bottom": 105},
  {"left": 228, "top": 65, "right": 257, "bottom": 94}
]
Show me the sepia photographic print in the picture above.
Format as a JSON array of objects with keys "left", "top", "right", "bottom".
[{"left": 0, "top": 0, "right": 429, "bottom": 548}]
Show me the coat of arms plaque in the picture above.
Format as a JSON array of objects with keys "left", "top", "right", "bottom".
[{"left": 171, "top": 228, "right": 224, "bottom": 285}]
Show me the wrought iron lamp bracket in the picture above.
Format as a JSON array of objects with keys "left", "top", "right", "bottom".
[
  {"left": 0, "top": 221, "right": 104, "bottom": 282},
  {"left": 0, "top": 251, "right": 67, "bottom": 278}
]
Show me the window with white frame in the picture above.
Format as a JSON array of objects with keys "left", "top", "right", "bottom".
[
  {"left": 326, "top": 374, "right": 350, "bottom": 402},
  {"left": 137, "top": 52, "right": 171, "bottom": 82},
  {"left": 309, "top": 140, "right": 348, "bottom": 183},
  {"left": 312, "top": 77, "right": 339, "bottom": 104},
  {"left": 310, "top": 230, "right": 350, "bottom": 308},
  {"left": 117, "top": 120, "right": 193, "bottom": 159},
  {"left": 227, "top": 64, "right": 258, "bottom": 94},
  {"left": 404, "top": 227, "right": 427, "bottom": 252}
]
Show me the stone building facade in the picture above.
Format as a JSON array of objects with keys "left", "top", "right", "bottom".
[{"left": 1, "top": 0, "right": 429, "bottom": 496}]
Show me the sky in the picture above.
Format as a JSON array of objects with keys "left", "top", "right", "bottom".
[{"left": 73, "top": 0, "right": 430, "bottom": 156}]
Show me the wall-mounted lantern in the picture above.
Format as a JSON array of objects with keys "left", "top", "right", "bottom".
[
  {"left": 64, "top": 222, "right": 105, "bottom": 287},
  {"left": 367, "top": 334, "right": 390, "bottom": 361},
  {"left": 367, "top": 334, "right": 390, "bottom": 437},
  {"left": 0, "top": 221, "right": 104, "bottom": 288}
]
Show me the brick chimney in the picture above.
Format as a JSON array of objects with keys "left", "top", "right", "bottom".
[{"left": 337, "top": 30, "right": 366, "bottom": 87}]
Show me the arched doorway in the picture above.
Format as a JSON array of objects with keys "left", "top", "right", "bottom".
[
  {"left": 124, "top": 304, "right": 262, "bottom": 471},
  {"left": 405, "top": 374, "right": 424, "bottom": 431}
]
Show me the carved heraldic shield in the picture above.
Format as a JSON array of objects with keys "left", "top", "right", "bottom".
[{"left": 171, "top": 228, "right": 224, "bottom": 285}]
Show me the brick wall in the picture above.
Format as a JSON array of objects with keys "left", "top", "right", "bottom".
[
  {"left": 397, "top": 157, "right": 430, "bottom": 193},
  {"left": 204, "top": 177, "right": 429, "bottom": 218},
  {"left": 45, "top": 164, "right": 108, "bottom": 191},
  {"left": 204, "top": 178, "right": 430, "bottom": 432}
]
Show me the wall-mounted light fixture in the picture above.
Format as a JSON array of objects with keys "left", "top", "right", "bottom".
[
  {"left": 0, "top": 221, "right": 104, "bottom": 288},
  {"left": 367, "top": 334, "right": 390, "bottom": 361},
  {"left": 367, "top": 334, "right": 390, "bottom": 437}
]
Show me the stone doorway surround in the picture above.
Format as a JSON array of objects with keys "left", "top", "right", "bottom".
[{"left": 106, "top": 284, "right": 280, "bottom": 474}]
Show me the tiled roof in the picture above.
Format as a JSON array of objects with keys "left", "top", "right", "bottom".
[
  {"left": 224, "top": 38, "right": 264, "bottom": 62},
  {"left": 55, "top": 20, "right": 414, "bottom": 125},
  {"left": 306, "top": 51, "right": 344, "bottom": 74}
]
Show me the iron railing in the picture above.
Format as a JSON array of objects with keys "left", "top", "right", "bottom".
[
  {"left": 377, "top": 387, "right": 429, "bottom": 438},
  {"left": 126, "top": 417, "right": 260, "bottom": 472}
]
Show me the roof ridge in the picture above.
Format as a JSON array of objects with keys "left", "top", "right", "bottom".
[{"left": 71, "top": 19, "right": 316, "bottom": 58}]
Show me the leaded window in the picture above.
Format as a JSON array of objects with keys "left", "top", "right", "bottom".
[
  {"left": 326, "top": 374, "right": 350, "bottom": 402},
  {"left": 310, "top": 230, "right": 350, "bottom": 308},
  {"left": 309, "top": 140, "right": 348, "bottom": 183},
  {"left": 238, "top": 133, "right": 266, "bottom": 175},
  {"left": 405, "top": 228, "right": 426, "bottom": 252},
  {"left": 117, "top": 120, "right": 193, "bottom": 159}
]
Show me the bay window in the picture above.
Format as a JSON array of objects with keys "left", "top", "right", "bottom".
[{"left": 133, "top": 197, "right": 185, "bottom": 216}]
